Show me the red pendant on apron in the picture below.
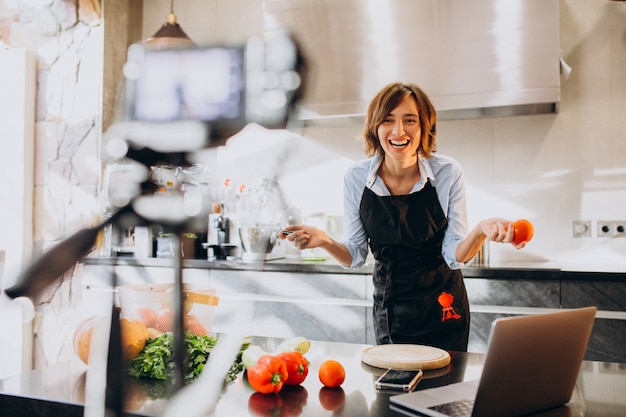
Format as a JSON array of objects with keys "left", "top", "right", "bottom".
[{"left": 438, "top": 291, "right": 461, "bottom": 322}]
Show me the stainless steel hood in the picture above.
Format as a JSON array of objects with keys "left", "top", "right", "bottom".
[{"left": 264, "top": 0, "right": 560, "bottom": 123}]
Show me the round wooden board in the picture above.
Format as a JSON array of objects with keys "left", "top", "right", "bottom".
[{"left": 361, "top": 344, "right": 451, "bottom": 371}]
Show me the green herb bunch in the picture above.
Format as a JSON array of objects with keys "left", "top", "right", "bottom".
[{"left": 128, "top": 332, "right": 250, "bottom": 383}]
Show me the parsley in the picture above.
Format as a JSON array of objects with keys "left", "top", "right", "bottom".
[{"left": 128, "top": 332, "right": 251, "bottom": 383}]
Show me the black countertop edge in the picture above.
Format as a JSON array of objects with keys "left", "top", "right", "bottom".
[
  {"left": 80, "top": 257, "right": 626, "bottom": 282},
  {"left": 559, "top": 270, "right": 626, "bottom": 282}
]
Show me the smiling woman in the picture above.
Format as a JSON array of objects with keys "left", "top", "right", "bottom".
[
  {"left": 362, "top": 83, "right": 437, "bottom": 160},
  {"left": 279, "top": 82, "right": 529, "bottom": 352}
]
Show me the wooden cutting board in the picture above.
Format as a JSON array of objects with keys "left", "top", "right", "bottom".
[{"left": 361, "top": 344, "right": 451, "bottom": 371}]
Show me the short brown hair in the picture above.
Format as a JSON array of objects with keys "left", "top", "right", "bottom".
[{"left": 361, "top": 82, "right": 437, "bottom": 158}]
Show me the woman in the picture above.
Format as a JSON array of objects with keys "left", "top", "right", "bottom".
[{"left": 281, "top": 82, "right": 526, "bottom": 351}]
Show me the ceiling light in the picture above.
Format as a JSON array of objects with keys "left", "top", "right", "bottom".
[{"left": 143, "top": 0, "right": 197, "bottom": 50}]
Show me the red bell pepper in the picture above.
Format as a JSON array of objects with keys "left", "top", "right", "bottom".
[
  {"left": 247, "top": 355, "right": 289, "bottom": 394},
  {"left": 276, "top": 351, "right": 309, "bottom": 386}
]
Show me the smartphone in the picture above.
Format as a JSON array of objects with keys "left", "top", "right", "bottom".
[
  {"left": 280, "top": 229, "right": 294, "bottom": 235},
  {"left": 374, "top": 369, "right": 423, "bottom": 392}
]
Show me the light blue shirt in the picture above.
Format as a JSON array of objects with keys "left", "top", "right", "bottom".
[{"left": 342, "top": 153, "right": 469, "bottom": 270}]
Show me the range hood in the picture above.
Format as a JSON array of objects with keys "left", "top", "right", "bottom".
[{"left": 264, "top": 0, "right": 561, "bottom": 123}]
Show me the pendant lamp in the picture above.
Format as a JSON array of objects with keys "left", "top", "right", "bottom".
[{"left": 143, "top": 0, "right": 197, "bottom": 50}]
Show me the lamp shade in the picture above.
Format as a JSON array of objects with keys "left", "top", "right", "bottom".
[{"left": 143, "top": 13, "right": 197, "bottom": 50}]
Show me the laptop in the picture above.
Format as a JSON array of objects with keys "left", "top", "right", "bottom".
[{"left": 390, "top": 306, "right": 597, "bottom": 417}]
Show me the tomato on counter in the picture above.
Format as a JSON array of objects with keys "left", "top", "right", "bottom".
[{"left": 318, "top": 360, "right": 345, "bottom": 388}]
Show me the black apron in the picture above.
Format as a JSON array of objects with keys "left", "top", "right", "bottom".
[{"left": 360, "top": 181, "right": 470, "bottom": 351}]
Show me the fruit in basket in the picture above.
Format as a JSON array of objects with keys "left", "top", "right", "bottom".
[
  {"left": 156, "top": 308, "right": 174, "bottom": 332},
  {"left": 120, "top": 317, "right": 150, "bottom": 360},
  {"left": 185, "top": 314, "right": 207, "bottom": 336},
  {"left": 73, "top": 315, "right": 106, "bottom": 364},
  {"left": 136, "top": 307, "right": 158, "bottom": 328},
  {"left": 73, "top": 315, "right": 150, "bottom": 364}
]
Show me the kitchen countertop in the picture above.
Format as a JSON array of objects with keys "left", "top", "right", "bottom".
[
  {"left": 81, "top": 256, "right": 626, "bottom": 282},
  {"left": 0, "top": 336, "right": 624, "bottom": 417}
]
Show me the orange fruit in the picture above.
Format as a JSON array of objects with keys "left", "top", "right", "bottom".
[
  {"left": 156, "top": 308, "right": 174, "bottom": 332},
  {"left": 185, "top": 314, "right": 207, "bottom": 336},
  {"left": 73, "top": 316, "right": 149, "bottom": 363},
  {"left": 318, "top": 360, "right": 345, "bottom": 388},
  {"left": 73, "top": 315, "right": 107, "bottom": 364},
  {"left": 512, "top": 219, "right": 534, "bottom": 245},
  {"left": 136, "top": 307, "right": 157, "bottom": 328},
  {"left": 120, "top": 318, "right": 149, "bottom": 360}
]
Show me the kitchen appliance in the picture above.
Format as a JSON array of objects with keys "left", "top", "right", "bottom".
[
  {"left": 238, "top": 227, "right": 283, "bottom": 262},
  {"left": 206, "top": 203, "right": 241, "bottom": 260}
]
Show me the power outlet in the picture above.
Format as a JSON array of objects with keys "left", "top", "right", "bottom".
[
  {"left": 597, "top": 221, "right": 613, "bottom": 237},
  {"left": 597, "top": 221, "right": 626, "bottom": 237}
]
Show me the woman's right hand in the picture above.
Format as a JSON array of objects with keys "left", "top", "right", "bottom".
[
  {"left": 478, "top": 217, "right": 526, "bottom": 249},
  {"left": 279, "top": 225, "right": 330, "bottom": 250}
]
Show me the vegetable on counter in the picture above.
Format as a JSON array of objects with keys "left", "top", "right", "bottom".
[
  {"left": 247, "top": 355, "right": 289, "bottom": 394},
  {"left": 276, "top": 351, "right": 309, "bottom": 386},
  {"left": 275, "top": 336, "right": 311, "bottom": 354},
  {"left": 127, "top": 331, "right": 250, "bottom": 383},
  {"left": 243, "top": 336, "right": 313, "bottom": 393},
  {"left": 242, "top": 336, "right": 311, "bottom": 370},
  {"left": 242, "top": 345, "right": 270, "bottom": 370},
  {"left": 318, "top": 360, "right": 345, "bottom": 388}
]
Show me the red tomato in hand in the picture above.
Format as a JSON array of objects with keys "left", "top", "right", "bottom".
[{"left": 512, "top": 219, "right": 534, "bottom": 245}]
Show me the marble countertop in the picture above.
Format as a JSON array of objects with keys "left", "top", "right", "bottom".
[{"left": 81, "top": 256, "right": 626, "bottom": 282}]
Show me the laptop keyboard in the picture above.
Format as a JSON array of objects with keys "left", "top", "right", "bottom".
[{"left": 428, "top": 398, "right": 475, "bottom": 417}]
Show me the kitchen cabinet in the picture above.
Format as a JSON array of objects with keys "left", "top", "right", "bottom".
[
  {"left": 463, "top": 278, "right": 561, "bottom": 353},
  {"left": 463, "top": 271, "right": 626, "bottom": 363},
  {"left": 561, "top": 280, "right": 626, "bottom": 363},
  {"left": 208, "top": 270, "right": 373, "bottom": 344}
]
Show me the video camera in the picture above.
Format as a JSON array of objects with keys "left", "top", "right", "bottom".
[{"left": 105, "top": 30, "right": 306, "bottom": 166}]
